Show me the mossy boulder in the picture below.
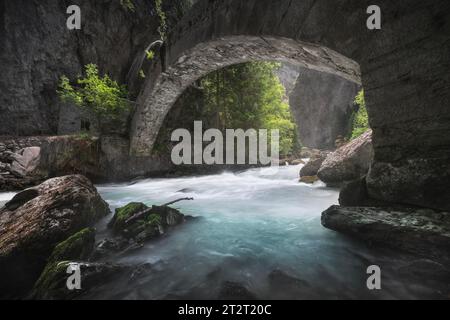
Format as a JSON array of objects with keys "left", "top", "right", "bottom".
[
  {"left": 108, "top": 202, "right": 185, "bottom": 243},
  {"left": 47, "top": 228, "right": 96, "bottom": 264},
  {"left": 108, "top": 202, "right": 149, "bottom": 232},
  {"left": 30, "top": 261, "right": 126, "bottom": 300},
  {"left": 32, "top": 228, "right": 96, "bottom": 299}
]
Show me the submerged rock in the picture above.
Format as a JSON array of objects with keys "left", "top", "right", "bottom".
[
  {"left": 299, "top": 175, "right": 319, "bottom": 184},
  {"left": 321, "top": 205, "right": 450, "bottom": 263},
  {"left": 0, "top": 175, "right": 110, "bottom": 298},
  {"left": 267, "top": 269, "right": 316, "bottom": 299},
  {"left": 217, "top": 281, "right": 258, "bottom": 300},
  {"left": 318, "top": 130, "right": 373, "bottom": 185}
]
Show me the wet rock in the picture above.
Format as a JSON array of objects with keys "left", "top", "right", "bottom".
[
  {"left": 321, "top": 205, "right": 450, "bottom": 263},
  {"left": 4, "top": 188, "right": 39, "bottom": 211},
  {"left": 339, "top": 176, "right": 388, "bottom": 207},
  {"left": 217, "top": 281, "right": 257, "bottom": 300},
  {"left": 30, "top": 261, "right": 127, "bottom": 300},
  {"left": 367, "top": 159, "right": 450, "bottom": 212},
  {"left": 0, "top": 175, "right": 110, "bottom": 298},
  {"left": 108, "top": 202, "right": 149, "bottom": 233},
  {"left": 299, "top": 175, "right": 319, "bottom": 184},
  {"left": 299, "top": 153, "right": 328, "bottom": 178},
  {"left": 318, "top": 130, "right": 373, "bottom": 185},
  {"left": 128, "top": 263, "right": 154, "bottom": 284},
  {"left": 108, "top": 202, "right": 186, "bottom": 243},
  {"left": 90, "top": 237, "right": 132, "bottom": 261},
  {"left": 291, "top": 159, "right": 306, "bottom": 165},
  {"left": 398, "top": 259, "right": 450, "bottom": 282},
  {"left": 48, "top": 228, "right": 96, "bottom": 263},
  {"left": 152, "top": 205, "right": 185, "bottom": 227},
  {"left": 267, "top": 269, "right": 315, "bottom": 299},
  {"left": 31, "top": 228, "right": 98, "bottom": 299},
  {"left": 298, "top": 147, "right": 322, "bottom": 159}
]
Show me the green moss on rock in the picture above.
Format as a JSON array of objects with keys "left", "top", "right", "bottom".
[
  {"left": 31, "top": 261, "right": 71, "bottom": 299},
  {"left": 48, "top": 228, "right": 96, "bottom": 264},
  {"left": 107, "top": 202, "right": 185, "bottom": 243},
  {"left": 109, "top": 202, "right": 149, "bottom": 232},
  {"left": 32, "top": 228, "right": 96, "bottom": 299},
  {"left": 146, "top": 213, "right": 162, "bottom": 227}
]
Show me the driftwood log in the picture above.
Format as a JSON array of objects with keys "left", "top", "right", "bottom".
[{"left": 125, "top": 197, "right": 194, "bottom": 225}]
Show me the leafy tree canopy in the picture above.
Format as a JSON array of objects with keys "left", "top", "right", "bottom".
[{"left": 200, "top": 62, "right": 298, "bottom": 156}]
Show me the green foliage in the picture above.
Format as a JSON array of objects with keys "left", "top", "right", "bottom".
[
  {"left": 200, "top": 62, "right": 297, "bottom": 156},
  {"left": 58, "top": 64, "right": 130, "bottom": 121},
  {"left": 120, "top": 0, "right": 135, "bottom": 12},
  {"left": 155, "top": 0, "right": 167, "bottom": 40},
  {"left": 145, "top": 50, "right": 155, "bottom": 61},
  {"left": 139, "top": 69, "right": 146, "bottom": 79},
  {"left": 350, "top": 89, "right": 370, "bottom": 139}
]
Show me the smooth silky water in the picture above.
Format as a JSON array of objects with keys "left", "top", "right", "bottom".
[{"left": 0, "top": 165, "right": 444, "bottom": 299}]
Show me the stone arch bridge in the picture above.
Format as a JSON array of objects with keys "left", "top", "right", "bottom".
[{"left": 130, "top": 0, "right": 450, "bottom": 211}]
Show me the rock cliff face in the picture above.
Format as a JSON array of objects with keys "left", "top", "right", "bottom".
[
  {"left": 0, "top": 136, "right": 101, "bottom": 190},
  {"left": 0, "top": 0, "right": 189, "bottom": 136},
  {"left": 289, "top": 68, "right": 360, "bottom": 149},
  {"left": 0, "top": 135, "right": 175, "bottom": 190}
]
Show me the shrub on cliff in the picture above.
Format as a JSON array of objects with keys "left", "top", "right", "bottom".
[{"left": 58, "top": 64, "right": 131, "bottom": 132}]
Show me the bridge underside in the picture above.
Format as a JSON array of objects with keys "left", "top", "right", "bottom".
[
  {"left": 130, "top": 0, "right": 450, "bottom": 211},
  {"left": 131, "top": 36, "right": 361, "bottom": 156}
]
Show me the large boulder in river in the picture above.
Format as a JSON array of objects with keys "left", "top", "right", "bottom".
[
  {"left": 321, "top": 205, "right": 450, "bottom": 263},
  {"left": 0, "top": 175, "right": 110, "bottom": 298},
  {"left": 318, "top": 130, "right": 373, "bottom": 185},
  {"left": 108, "top": 202, "right": 186, "bottom": 243},
  {"left": 299, "top": 151, "right": 329, "bottom": 178}
]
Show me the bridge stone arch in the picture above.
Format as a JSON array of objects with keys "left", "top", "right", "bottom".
[
  {"left": 130, "top": 0, "right": 450, "bottom": 211},
  {"left": 131, "top": 35, "right": 361, "bottom": 154}
]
